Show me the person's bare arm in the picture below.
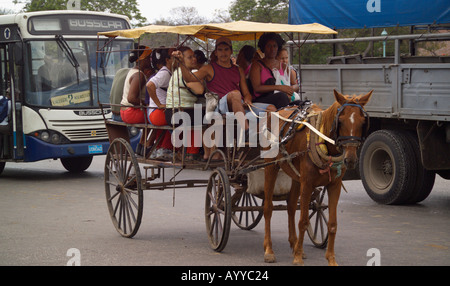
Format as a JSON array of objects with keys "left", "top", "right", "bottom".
[
  {"left": 127, "top": 72, "right": 146, "bottom": 105},
  {"left": 172, "top": 51, "right": 212, "bottom": 83},
  {"left": 238, "top": 67, "right": 253, "bottom": 106},
  {"left": 249, "top": 62, "right": 293, "bottom": 96},
  {"left": 146, "top": 80, "right": 164, "bottom": 108},
  {"left": 289, "top": 66, "right": 299, "bottom": 93}
]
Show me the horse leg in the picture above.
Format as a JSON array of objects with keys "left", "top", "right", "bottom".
[
  {"left": 325, "top": 182, "right": 342, "bottom": 266},
  {"left": 263, "top": 164, "right": 279, "bottom": 263},
  {"left": 287, "top": 179, "right": 300, "bottom": 250},
  {"left": 292, "top": 183, "right": 313, "bottom": 266}
]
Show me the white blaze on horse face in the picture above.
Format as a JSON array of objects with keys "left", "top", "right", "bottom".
[{"left": 349, "top": 112, "right": 356, "bottom": 136}]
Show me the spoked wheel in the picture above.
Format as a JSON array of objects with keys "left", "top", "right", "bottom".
[
  {"left": 232, "top": 191, "right": 263, "bottom": 230},
  {"left": 205, "top": 167, "right": 231, "bottom": 252},
  {"left": 307, "top": 186, "right": 329, "bottom": 249},
  {"left": 104, "top": 138, "right": 143, "bottom": 238}
]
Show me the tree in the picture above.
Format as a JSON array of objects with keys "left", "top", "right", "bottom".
[
  {"left": 142, "top": 7, "right": 211, "bottom": 51},
  {"left": 166, "top": 6, "right": 208, "bottom": 25},
  {"left": 0, "top": 8, "right": 16, "bottom": 15},
  {"left": 13, "top": 0, "right": 147, "bottom": 26},
  {"left": 229, "top": 0, "right": 289, "bottom": 23}
]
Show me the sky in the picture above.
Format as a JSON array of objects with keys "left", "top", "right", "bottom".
[
  {"left": 0, "top": 0, "right": 235, "bottom": 23},
  {"left": 137, "top": 0, "right": 234, "bottom": 23}
]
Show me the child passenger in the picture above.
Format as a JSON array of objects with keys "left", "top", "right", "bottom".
[{"left": 146, "top": 47, "right": 175, "bottom": 160}]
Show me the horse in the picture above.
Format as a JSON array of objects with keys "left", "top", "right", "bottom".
[{"left": 262, "top": 89, "right": 373, "bottom": 266}]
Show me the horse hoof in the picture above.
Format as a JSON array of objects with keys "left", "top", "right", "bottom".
[
  {"left": 328, "top": 261, "right": 339, "bottom": 266},
  {"left": 293, "top": 258, "right": 304, "bottom": 266},
  {"left": 264, "top": 253, "right": 276, "bottom": 263},
  {"left": 326, "top": 254, "right": 338, "bottom": 266}
]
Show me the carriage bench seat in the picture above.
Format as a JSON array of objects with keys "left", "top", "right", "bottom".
[{"left": 104, "top": 119, "right": 206, "bottom": 144}]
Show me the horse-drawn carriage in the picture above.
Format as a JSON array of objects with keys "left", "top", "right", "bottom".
[{"left": 97, "top": 21, "right": 372, "bottom": 265}]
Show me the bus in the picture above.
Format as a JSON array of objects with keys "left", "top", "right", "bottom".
[{"left": 0, "top": 10, "right": 139, "bottom": 175}]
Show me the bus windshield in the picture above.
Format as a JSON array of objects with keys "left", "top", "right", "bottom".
[{"left": 24, "top": 39, "right": 132, "bottom": 108}]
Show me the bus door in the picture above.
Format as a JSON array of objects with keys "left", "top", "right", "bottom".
[{"left": 0, "top": 25, "right": 25, "bottom": 161}]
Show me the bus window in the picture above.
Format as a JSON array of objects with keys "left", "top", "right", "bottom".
[{"left": 25, "top": 39, "right": 132, "bottom": 108}]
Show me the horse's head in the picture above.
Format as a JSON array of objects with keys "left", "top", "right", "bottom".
[{"left": 332, "top": 90, "right": 373, "bottom": 169}]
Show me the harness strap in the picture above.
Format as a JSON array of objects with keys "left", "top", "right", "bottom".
[
  {"left": 279, "top": 144, "right": 302, "bottom": 178},
  {"left": 271, "top": 112, "right": 336, "bottom": 145},
  {"left": 308, "top": 113, "right": 345, "bottom": 182}
]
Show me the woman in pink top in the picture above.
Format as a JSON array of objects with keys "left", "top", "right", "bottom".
[{"left": 249, "top": 33, "right": 293, "bottom": 109}]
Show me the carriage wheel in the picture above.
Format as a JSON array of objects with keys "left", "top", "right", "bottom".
[
  {"left": 104, "top": 138, "right": 143, "bottom": 238},
  {"left": 307, "top": 187, "right": 329, "bottom": 249},
  {"left": 232, "top": 191, "right": 263, "bottom": 230},
  {"left": 205, "top": 167, "right": 231, "bottom": 252}
]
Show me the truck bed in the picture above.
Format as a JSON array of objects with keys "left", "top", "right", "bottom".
[{"left": 300, "top": 55, "right": 450, "bottom": 122}]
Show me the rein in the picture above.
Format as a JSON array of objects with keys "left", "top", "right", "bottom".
[{"left": 267, "top": 108, "right": 336, "bottom": 145}]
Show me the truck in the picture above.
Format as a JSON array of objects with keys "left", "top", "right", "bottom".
[{"left": 288, "top": 0, "right": 450, "bottom": 204}]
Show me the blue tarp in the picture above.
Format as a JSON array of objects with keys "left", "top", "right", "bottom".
[{"left": 289, "top": 0, "right": 450, "bottom": 29}]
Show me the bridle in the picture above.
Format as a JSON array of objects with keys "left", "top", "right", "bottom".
[{"left": 331, "top": 102, "right": 370, "bottom": 148}]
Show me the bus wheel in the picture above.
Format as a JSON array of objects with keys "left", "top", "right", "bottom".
[
  {"left": 61, "top": 156, "right": 93, "bottom": 173},
  {"left": 0, "top": 162, "right": 5, "bottom": 175}
]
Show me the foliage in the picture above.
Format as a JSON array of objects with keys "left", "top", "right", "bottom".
[
  {"left": 0, "top": 8, "right": 16, "bottom": 15},
  {"left": 13, "top": 0, "right": 146, "bottom": 26},
  {"left": 229, "top": 0, "right": 289, "bottom": 23}
]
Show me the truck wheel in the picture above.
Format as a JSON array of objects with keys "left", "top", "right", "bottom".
[
  {"left": 403, "top": 132, "right": 436, "bottom": 204},
  {"left": 61, "top": 156, "right": 93, "bottom": 173},
  {"left": 359, "top": 130, "right": 416, "bottom": 205}
]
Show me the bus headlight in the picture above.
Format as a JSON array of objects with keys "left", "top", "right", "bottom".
[
  {"left": 129, "top": 126, "right": 139, "bottom": 137},
  {"left": 51, "top": 133, "right": 61, "bottom": 144},
  {"left": 33, "top": 130, "right": 69, "bottom": 145},
  {"left": 41, "top": 131, "right": 50, "bottom": 142}
]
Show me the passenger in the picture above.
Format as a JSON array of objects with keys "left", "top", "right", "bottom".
[
  {"left": 120, "top": 46, "right": 153, "bottom": 155},
  {"left": 110, "top": 68, "right": 131, "bottom": 122},
  {"left": 193, "top": 50, "right": 207, "bottom": 69},
  {"left": 276, "top": 47, "right": 300, "bottom": 99},
  {"left": 0, "top": 90, "right": 11, "bottom": 126},
  {"left": 236, "top": 45, "right": 256, "bottom": 77},
  {"left": 120, "top": 46, "right": 152, "bottom": 124},
  {"left": 37, "top": 55, "right": 54, "bottom": 91},
  {"left": 146, "top": 47, "right": 175, "bottom": 160},
  {"left": 236, "top": 45, "right": 258, "bottom": 97},
  {"left": 112, "top": 46, "right": 156, "bottom": 122},
  {"left": 249, "top": 33, "right": 293, "bottom": 109},
  {"left": 165, "top": 46, "right": 205, "bottom": 161},
  {"left": 0, "top": 90, "right": 12, "bottom": 155},
  {"left": 174, "top": 37, "right": 276, "bottom": 143}
]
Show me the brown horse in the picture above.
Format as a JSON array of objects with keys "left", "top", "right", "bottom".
[{"left": 263, "top": 89, "right": 373, "bottom": 266}]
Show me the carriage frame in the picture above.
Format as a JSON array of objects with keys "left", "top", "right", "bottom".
[{"left": 98, "top": 21, "right": 337, "bottom": 252}]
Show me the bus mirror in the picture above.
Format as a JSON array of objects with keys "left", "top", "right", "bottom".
[{"left": 14, "top": 42, "right": 24, "bottom": 66}]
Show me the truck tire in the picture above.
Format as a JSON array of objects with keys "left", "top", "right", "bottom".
[
  {"left": 61, "top": 156, "right": 93, "bottom": 173},
  {"left": 359, "top": 130, "right": 417, "bottom": 205},
  {"left": 403, "top": 131, "right": 436, "bottom": 204}
]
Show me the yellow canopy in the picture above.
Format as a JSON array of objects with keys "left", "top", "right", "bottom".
[{"left": 98, "top": 20, "right": 337, "bottom": 41}]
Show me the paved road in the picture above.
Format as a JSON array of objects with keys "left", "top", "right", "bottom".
[{"left": 0, "top": 156, "right": 448, "bottom": 267}]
